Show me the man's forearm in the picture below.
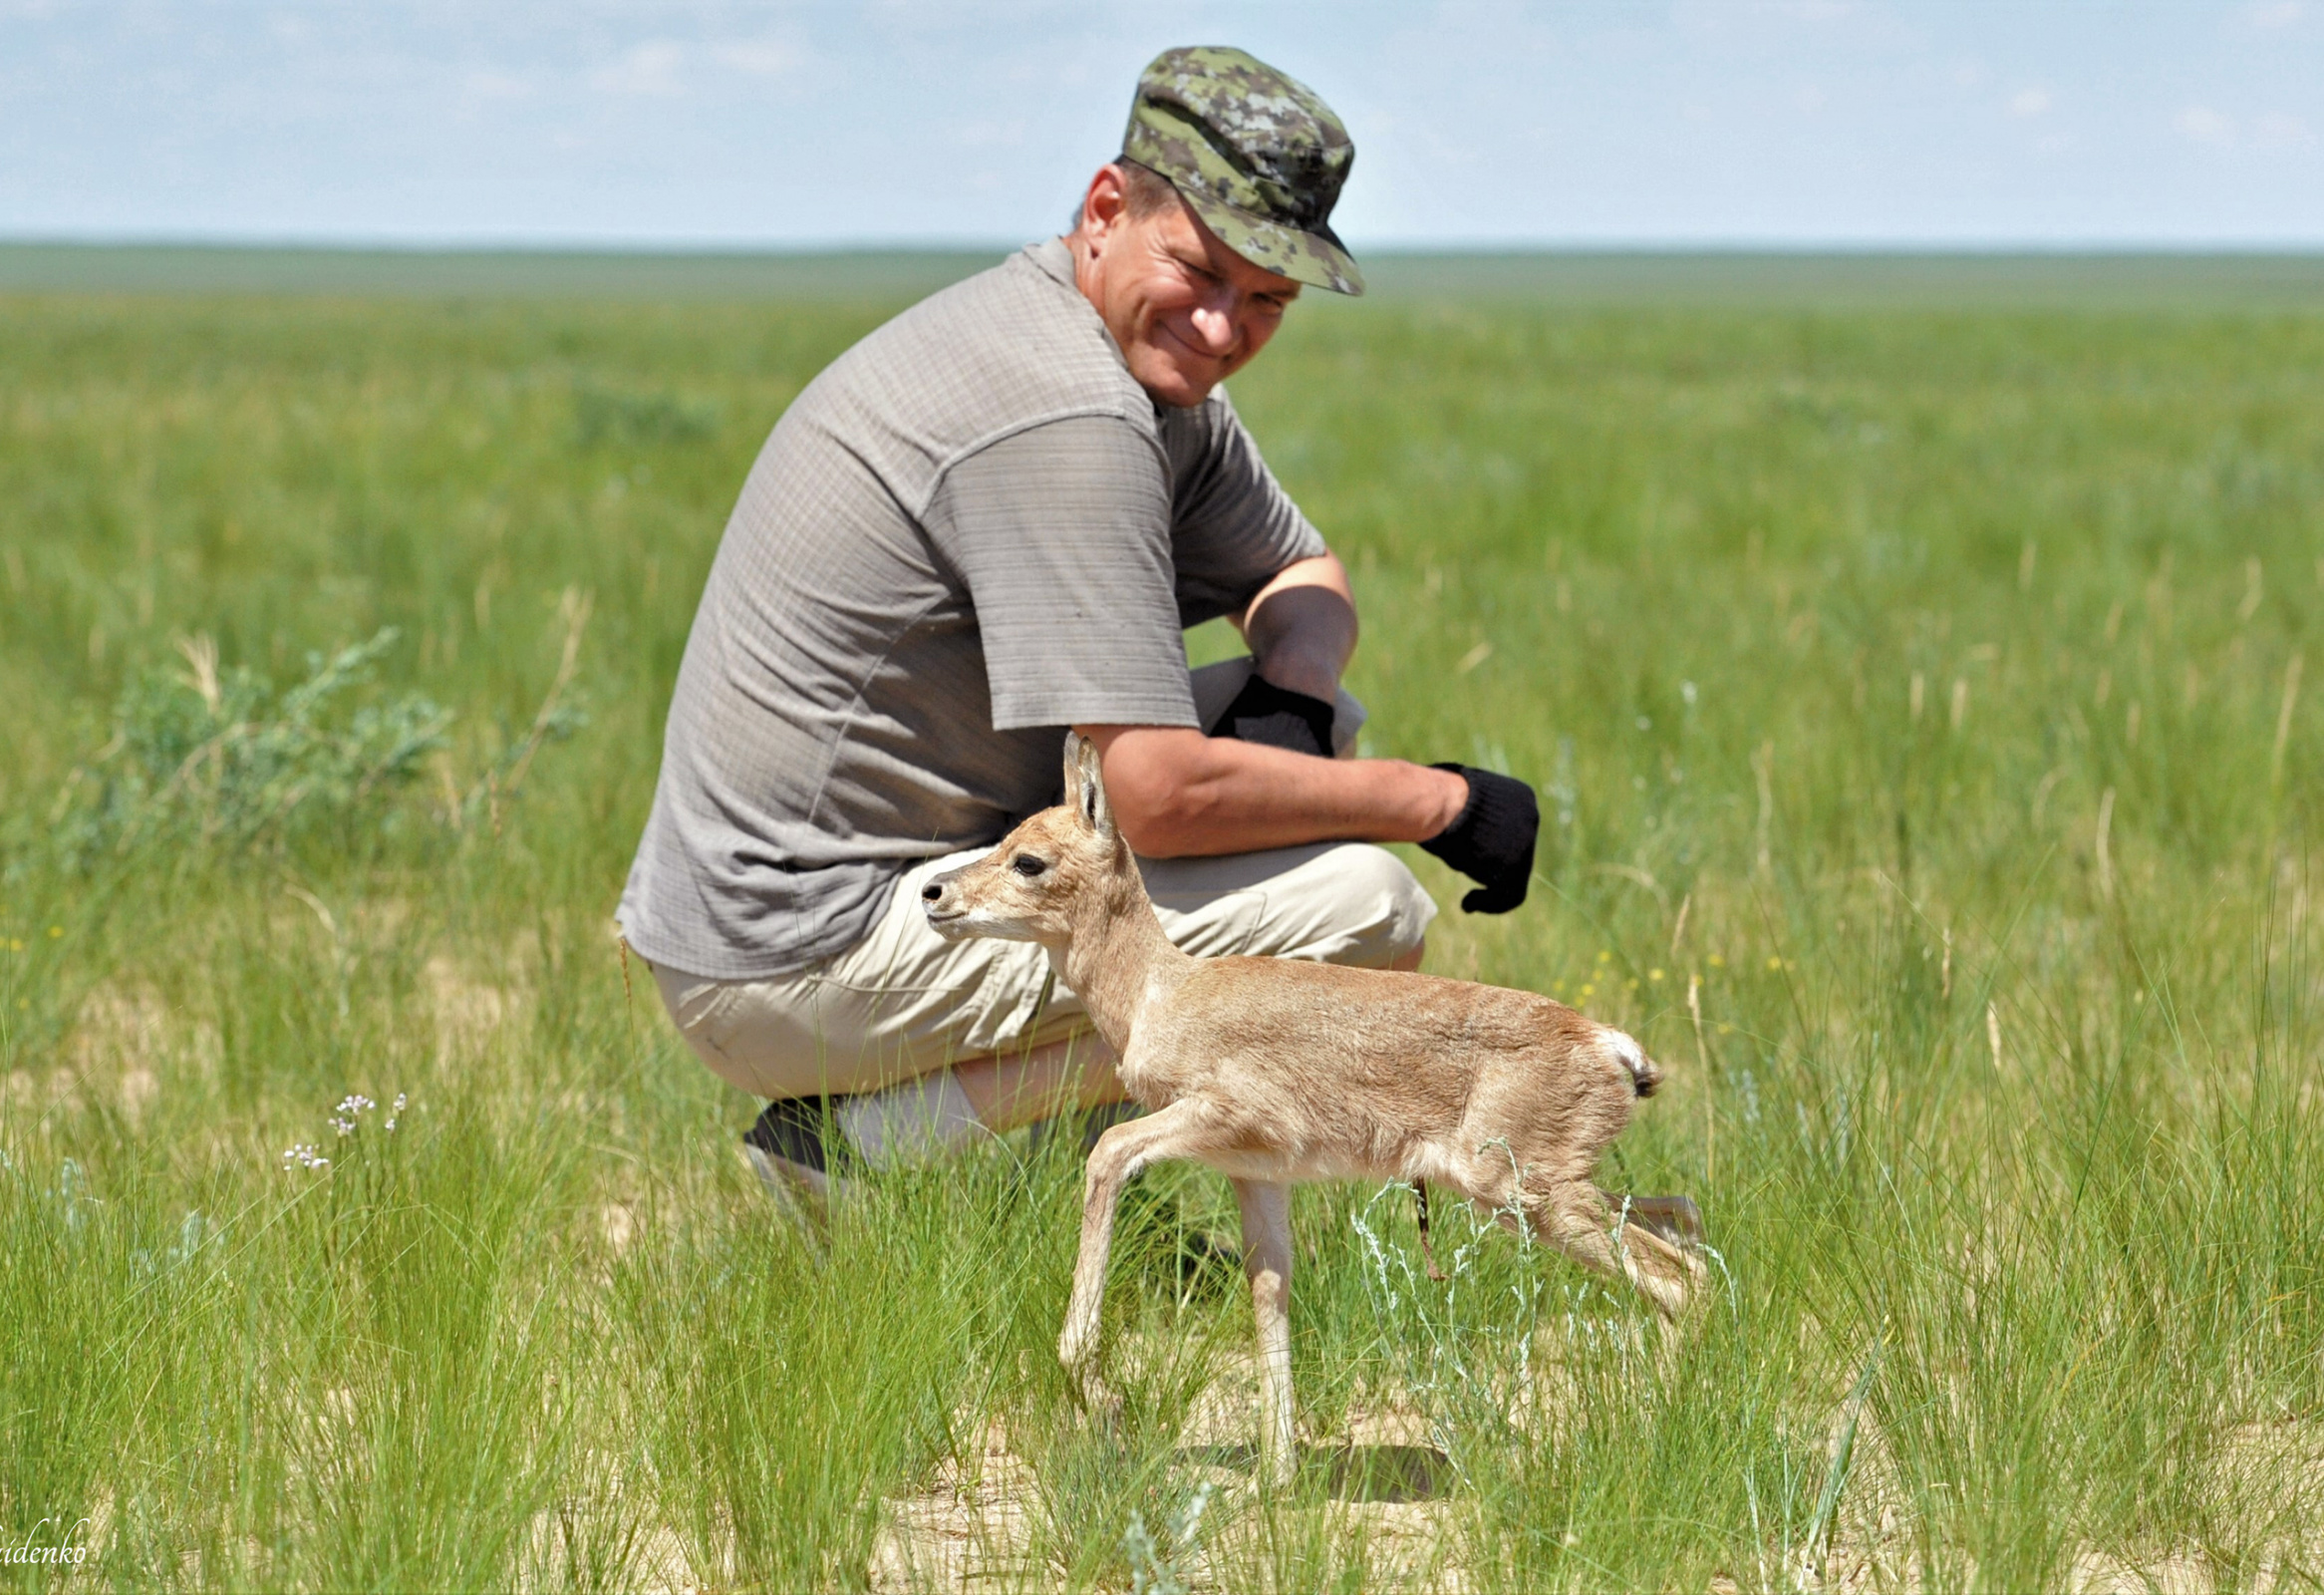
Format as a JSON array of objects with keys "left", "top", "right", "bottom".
[{"left": 1077, "top": 725, "right": 1468, "bottom": 857}]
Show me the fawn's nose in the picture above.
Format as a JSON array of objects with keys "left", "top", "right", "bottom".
[{"left": 921, "top": 879, "right": 950, "bottom": 907}]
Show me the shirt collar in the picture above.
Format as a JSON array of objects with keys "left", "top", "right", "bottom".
[{"left": 1024, "top": 235, "right": 1077, "bottom": 287}]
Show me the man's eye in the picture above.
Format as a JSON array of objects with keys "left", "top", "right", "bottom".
[{"left": 1012, "top": 855, "right": 1047, "bottom": 877}]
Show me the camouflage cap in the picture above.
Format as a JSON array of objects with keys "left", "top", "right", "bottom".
[{"left": 1121, "top": 46, "right": 1363, "bottom": 296}]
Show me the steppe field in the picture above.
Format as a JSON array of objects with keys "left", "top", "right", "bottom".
[{"left": 4, "top": 247, "right": 2324, "bottom": 1593}]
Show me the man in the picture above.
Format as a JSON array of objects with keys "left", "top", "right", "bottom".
[{"left": 618, "top": 47, "right": 1539, "bottom": 1213}]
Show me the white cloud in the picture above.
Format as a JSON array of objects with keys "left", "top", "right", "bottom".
[
  {"left": 2176, "top": 105, "right": 2235, "bottom": 147},
  {"left": 2008, "top": 87, "right": 2051, "bottom": 118},
  {"left": 2172, "top": 105, "right": 2313, "bottom": 153},
  {"left": 590, "top": 40, "right": 685, "bottom": 98},
  {"left": 958, "top": 118, "right": 1025, "bottom": 150},
  {"left": 711, "top": 39, "right": 797, "bottom": 79},
  {"left": 2247, "top": 1, "right": 2305, "bottom": 28},
  {"left": 463, "top": 69, "right": 532, "bottom": 103},
  {"left": 2252, "top": 112, "right": 2317, "bottom": 149}
]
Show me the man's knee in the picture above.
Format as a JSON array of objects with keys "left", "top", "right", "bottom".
[
  {"left": 1331, "top": 843, "right": 1436, "bottom": 966},
  {"left": 1279, "top": 842, "right": 1436, "bottom": 969}
]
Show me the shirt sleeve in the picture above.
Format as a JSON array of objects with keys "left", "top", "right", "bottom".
[
  {"left": 1162, "top": 388, "right": 1330, "bottom": 628},
  {"left": 922, "top": 414, "right": 1202, "bottom": 733}
]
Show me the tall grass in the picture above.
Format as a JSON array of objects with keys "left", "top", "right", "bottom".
[{"left": 1, "top": 279, "right": 2319, "bottom": 1590}]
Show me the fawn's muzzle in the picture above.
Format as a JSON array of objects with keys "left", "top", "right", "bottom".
[{"left": 921, "top": 871, "right": 966, "bottom": 931}]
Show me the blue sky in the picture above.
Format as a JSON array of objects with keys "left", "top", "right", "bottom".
[{"left": 5, "top": 2, "right": 2323, "bottom": 248}]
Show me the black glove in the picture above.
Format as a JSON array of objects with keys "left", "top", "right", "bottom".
[
  {"left": 1206, "top": 672, "right": 1335, "bottom": 758},
  {"left": 1419, "top": 765, "right": 1539, "bottom": 914}
]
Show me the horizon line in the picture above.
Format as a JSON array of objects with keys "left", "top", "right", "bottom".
[{"left": 11, "top": 234, "right": 2324, "bottom": 259}]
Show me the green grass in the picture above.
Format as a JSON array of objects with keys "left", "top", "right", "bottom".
[
  {"left": 3, "top": 264, "right": 2322, "bottom": 1591},
  {"left": 13, "top": 242, "right": 2324, "bottom": 307}
]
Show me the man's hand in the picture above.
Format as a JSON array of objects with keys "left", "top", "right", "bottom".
[
  {"left": 1207, "top": 672, "right": 1335, "bottom": 757},
  {"left": 1417, "top": 766, "right": 1540, "bottom": 914}
]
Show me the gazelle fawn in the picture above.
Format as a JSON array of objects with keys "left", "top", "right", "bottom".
[{"left": 923, "top": 734, "right": 1701, "bottom": 1481}]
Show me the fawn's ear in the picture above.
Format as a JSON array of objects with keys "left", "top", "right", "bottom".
[
  {"left": 1073, "top": 735, "right": 1116, "bottom": 843},
  {"left": 1061, "top": 730, "right": 1086, "bottom": 812}
]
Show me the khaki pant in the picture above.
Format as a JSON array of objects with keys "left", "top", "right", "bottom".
[{"left": 652, "top": 660, "right": 1435, "bottom": 1101}]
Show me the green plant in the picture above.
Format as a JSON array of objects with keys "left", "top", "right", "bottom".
[{"left": 52, "top": 629, "right": 448, "bottom": 861}]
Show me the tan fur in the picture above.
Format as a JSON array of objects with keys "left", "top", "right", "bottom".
[{"left": 923, "top": 734, "right": 1699, "bottom": 1481}]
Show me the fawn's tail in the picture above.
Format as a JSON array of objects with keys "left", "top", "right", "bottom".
[{"left": 1602, "top": 1027, "right": 1661, "bottom": 1098}]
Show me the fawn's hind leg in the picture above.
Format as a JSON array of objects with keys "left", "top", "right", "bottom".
[
  {"left": 1532, "top": 1182, "right": 1703, "bottom": 1321},
  {"left": 1230, "top": 1177, "right": 1295, "bottom": 1486}
]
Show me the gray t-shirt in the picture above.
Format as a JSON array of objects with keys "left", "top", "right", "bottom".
[{"left": 618, "top": 239, "right": 1327, "bottom": 981}]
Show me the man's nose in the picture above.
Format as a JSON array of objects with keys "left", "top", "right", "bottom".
[{"left": 1187, "top": 300, "right": 1239, "bottom": 354}]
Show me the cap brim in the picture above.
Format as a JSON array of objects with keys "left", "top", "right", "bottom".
[{"left": 1179, "top": 187, "right": 1364, "bottom": 297}]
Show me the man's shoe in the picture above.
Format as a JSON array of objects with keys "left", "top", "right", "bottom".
[
  {"left": 1025, "top": 1100, "right": 1144, "bottom": 1160},
  {"left": 740, "top": 1096, "right": 854, "bottom": 1230}
]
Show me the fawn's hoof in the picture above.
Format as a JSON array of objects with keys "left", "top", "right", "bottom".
[
  {"left": 1626, "top": 1193, "right": 1705, "bottom": 1250},
  {"left": 1258, "top": 1433, "right": 1299, "bottom": 1489},
  {"left": 1064, "top": 1364, "right": 1124, "bottom": 1432}
]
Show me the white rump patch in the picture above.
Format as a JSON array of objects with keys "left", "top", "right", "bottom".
[{"left": 1601, "top": 1026, "right": 1652, "bottom": 1089}]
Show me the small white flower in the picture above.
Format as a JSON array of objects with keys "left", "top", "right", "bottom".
[{"left": 393, "top": 1093, "right": 407, "bottom": 1113}]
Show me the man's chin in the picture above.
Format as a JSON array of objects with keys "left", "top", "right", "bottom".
[
  {"left": 1125, "top": 345, "right": 1229, "bottom": 408},
  {"left": 1134, "top": 364, "right": 1223, "bottom": 408}
]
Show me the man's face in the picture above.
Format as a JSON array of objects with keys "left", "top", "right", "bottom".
[{"left": 1073, "top": 167, "right": 1302, "bottom": 409}]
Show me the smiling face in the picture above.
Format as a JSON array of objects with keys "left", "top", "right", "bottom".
[{"left": 1067, "top": 164, "right": 1302, "bottom": 409}]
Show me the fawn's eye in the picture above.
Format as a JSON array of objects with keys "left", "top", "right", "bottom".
[{"left": 1012, "top": 854, "right": 1047, "bottom": 877}]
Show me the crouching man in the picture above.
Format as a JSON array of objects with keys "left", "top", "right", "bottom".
[{"left": 616, "top": 47, "right": 1539, "bottom": 1214}]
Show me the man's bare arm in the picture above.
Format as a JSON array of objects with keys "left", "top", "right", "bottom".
[
  {"left": 1239, "top": 553, "right": 1356, "bottom": 702},
  {"left": 1077, "top": 730, "right": 1468, "bottom": 858}
]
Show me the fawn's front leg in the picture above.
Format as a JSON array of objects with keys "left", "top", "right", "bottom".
[
  {"left": 1232, "top": 1176, "right": 1296, "bottom": 1486},
  {"left": 1058, "top": 1099, "right": 1218, "bottom": 1419}
]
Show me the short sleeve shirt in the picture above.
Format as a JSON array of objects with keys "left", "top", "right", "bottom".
[{"left": 617, "top": 239, "right": 1326, "bottom": 980}]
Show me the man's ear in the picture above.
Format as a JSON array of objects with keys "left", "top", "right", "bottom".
[
  {"left": 1079, "top": 163, "right": 1130, "bottom": 246},
  {"left": 1075, "top": 736, "right": 1116, "bottom": 843}
]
